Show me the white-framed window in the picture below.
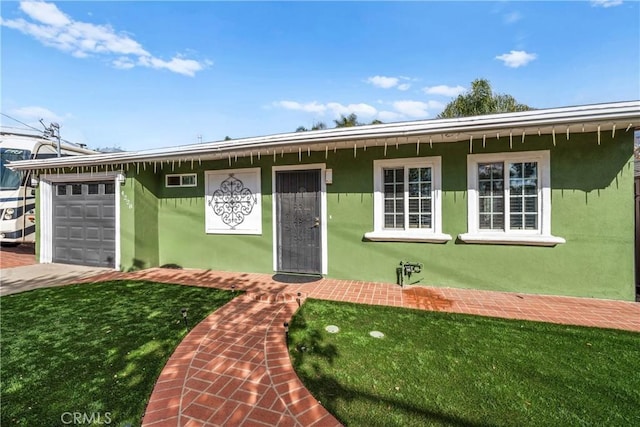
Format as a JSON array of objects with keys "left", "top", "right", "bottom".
[
  {"left": 364, "top": 157, "right": 451, "bottom": 243},
  {"left": 165, "top": 173, "right": 197, "bottom": 188},
  {"left": 459, "top": 150, "right": 565, "bottom": 246}
]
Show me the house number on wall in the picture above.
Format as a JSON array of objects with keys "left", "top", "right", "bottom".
[{"left": 120, "top": 190, "right": 133, "bottom": 209}]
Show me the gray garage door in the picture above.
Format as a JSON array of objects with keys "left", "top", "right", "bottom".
[{"left": 52, "top": 181, "right": 116, "bottom": 267}]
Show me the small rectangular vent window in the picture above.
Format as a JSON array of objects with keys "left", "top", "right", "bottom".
[
  {"left": 166, "top": 174, "right": 197, "bottom": 188},
  {"left": 166, "top": 176, "right": 181, "bottom": 187}
]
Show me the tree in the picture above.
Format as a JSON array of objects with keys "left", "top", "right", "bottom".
[
  {"left": 437, "top": 78, "right": 532, "bottom": 119},
  {"left": 295, "top": 115, "right": 383, "bottom": 132},
  {"left": 334, "top": 113, "right": 361, "bottom": 128},
  {"left": 296, "top": 121, "right": 327, "bottom": 132}
]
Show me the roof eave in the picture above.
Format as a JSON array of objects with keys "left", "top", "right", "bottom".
[{"left": 7, "top": 100, "right": 640, "bottom": 171}]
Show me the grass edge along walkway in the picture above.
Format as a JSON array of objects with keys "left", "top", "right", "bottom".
[
  {"left": 288, "top": 298, "right": 640, "bottom": 427},
  {"left": 0, "top": 280, "right": 237, "bottom": 426},
  {"left": 84, "top": 267, "right": 640, "bottom": 333}
]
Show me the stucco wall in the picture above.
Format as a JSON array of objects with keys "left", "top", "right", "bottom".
[
  {"left": 155, "top": 167, "right": 274, "bottom": 273},
  {"left": 119, "top": 130, "right": 635, "bottom": 300},
  {"left": 123, "top": 169, "right": 160, "bottom": 271}
]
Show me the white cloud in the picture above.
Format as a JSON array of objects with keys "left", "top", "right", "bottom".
[
  {"left": 367, "top": 75, "right": 399, "bottom": 89},
  {"left": 20, "top": 0, "right": 70, "bottom": 27},
  {"left": 274, "top": 100, "right": 378, "bottom": 119},
  {"left": 392, "top": 100, "right": 443, "bottom": 118},
  {"left": 423, "top": 85, "right": 466, "bottom": 97},
  {"left": 495, "top": 50, "right": 537, "bottom": 68},
  {"left": 8, "top": 105, "right": 73, "bottom": 134},
  {"left": 274, "top": 101, "right": 327, "bottom": 114},
  {"left": 0, "top": 1, "right": 208, "bottom": 76},
  {"left": 378, "top": 111, "right": 404, "bottom": 122},
  {"left": 591, "top": 0, "right": 623, "bottom": 7},
  {"left": 274, "top": 97, "right": 448, "bottom": 123},
  {"left": 366, "top": 75, "right": 412, "bottom": 91},
  {"left": 138, "top": 55, "right": 207, "bottom": 77},
  {"left": 9, "top": 106, "right": 66, "bottom": 128},
  {"left": 327, "top": 102, "right": 377, "bottom": 118},
  {"left": 427, "top": 100, "right": 445, "bottom": 110},
  {"left": 112, "top": 56, "right": 135, "bottom": 70}
]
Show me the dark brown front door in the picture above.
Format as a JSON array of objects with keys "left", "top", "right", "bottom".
[{"left": 276, "top": 169, "right": 321, "bottom": 274}]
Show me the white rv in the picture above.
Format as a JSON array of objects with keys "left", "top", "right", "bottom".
[{"left": 0, "top": 130, "right": 96, "bottom": 245}]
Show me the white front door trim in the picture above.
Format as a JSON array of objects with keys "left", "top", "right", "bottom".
[{"left": 271, "top": 163, "right": 328, "bottom": 275}]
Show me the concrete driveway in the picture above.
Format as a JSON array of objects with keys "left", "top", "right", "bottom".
[{"left": 1, "top": 263, "right": 113, "bottom": 296}]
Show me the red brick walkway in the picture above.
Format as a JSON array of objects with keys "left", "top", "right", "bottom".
[
  {"left": 89, "top": 268, "right": 640, "bottom": 332},
  {"left": 0, "top": 243, "right": 37, "bottom": 269},
  {"left": 141, "top": 294, "right": 338, "bottom": 427},
  {"left": 78, "top": 268, "right": 639, "bottom": 426}
]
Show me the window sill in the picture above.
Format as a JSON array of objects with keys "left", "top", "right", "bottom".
[
  {"left": 457, "top": 233, "right": 566, "bottom": 247},
  {"left": 364, "top": 230, "right": 452, "bottom": 243}
]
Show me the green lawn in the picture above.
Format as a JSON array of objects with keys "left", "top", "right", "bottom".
[
  {"left": 1, "top": 280, "right": 237, "bottom": 426},
  {"left": 288, "top": 299, "right": 640, "bottom": 427}
]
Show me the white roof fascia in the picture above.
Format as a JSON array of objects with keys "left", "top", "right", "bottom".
[{"left": 7, "top": 100, "right": 640, "bottom": 171}]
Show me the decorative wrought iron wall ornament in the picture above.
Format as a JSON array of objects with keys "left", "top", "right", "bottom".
[{"left": 208, "top": 174, "right": 257, "bottom": 229}]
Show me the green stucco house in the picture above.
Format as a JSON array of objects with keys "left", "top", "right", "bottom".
[{"left": 10, "top": 100, "right": 640, "bottom": 300}]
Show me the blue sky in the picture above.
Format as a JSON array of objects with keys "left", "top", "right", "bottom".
[{"left": 1, "top": 0, "right": 638, "bottom": 151}]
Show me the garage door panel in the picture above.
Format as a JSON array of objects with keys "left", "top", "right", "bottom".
[
  {"left": 85, "top": 205, "right": 100, "bottom": 218},
  {"left": 102, "top": 205, "right": 115, "bottom": 219},
  {"left": 68, "top": 248, "right": 85, "bottom": 263},
  {"left": 85, "top": 227, "right": 100, "bottom": 241},
  {"left": 54, "top": 206, "right": 68, "bottom": 219},
  {"left": 69, "top": 226, "right": 84, "bottom": 240},
  {"left": 54, "top": 247, "right": 69, "bottom": 261},
  {"left": 52, "top": 180, "right": 116, "bottom": 268},
  {"left": 69, "top": 205, "right": 84, "bottom": 219},
  {"left": 83, "top": 249, "right": 101, "bottom": 264},
  {"left": 54, "top": 226, "right": 69, "bottom": 239},
  {"left": 102, "top": 227, "right": 115, "bottom": 242}
]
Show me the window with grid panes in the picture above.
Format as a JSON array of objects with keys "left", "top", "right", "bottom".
[
  {"left": 460, "top": 150, "right": 564, "bottom": 246},
  {"left": 365, "top": 157, "right": 450, "bottom": 243},
  {"left": 509, "top": 162, "right": 538, "bottom": 230},
  {"left": 408, "top": 167, "right": 432, "bottom": 229},
  {"left": 383, "top": 168, "right": 404, "bottom": 228},
  {"left": 383, "top": 166, "right": 433, "bottom": 230},
  {"left": 477, "top": 161, "right": 539, "bottom": 231}
]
